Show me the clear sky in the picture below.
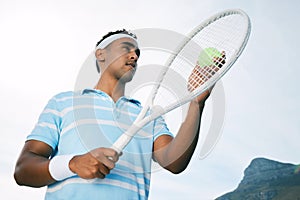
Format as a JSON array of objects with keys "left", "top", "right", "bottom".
[{"left": 1, "top": 0, "right": 299, "bottom": 199}]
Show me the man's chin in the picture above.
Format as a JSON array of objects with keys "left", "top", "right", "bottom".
[{"left": 120, "top": 70, "right": 135, "bottom": 83}]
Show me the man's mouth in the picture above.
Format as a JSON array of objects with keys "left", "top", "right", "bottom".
[{"left": 125, "top": 62, "right": 136, "bottom": 69}]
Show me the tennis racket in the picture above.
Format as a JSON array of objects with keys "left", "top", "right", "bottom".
[{"left": 111, "top": 9, "right": 251, "bottom": 154}]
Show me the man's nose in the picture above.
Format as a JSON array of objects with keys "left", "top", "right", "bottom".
[{"left": 129, "top": 49, "right": 139, "bottom": 60}]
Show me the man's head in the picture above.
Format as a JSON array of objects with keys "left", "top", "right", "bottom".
[{"left": 95, "top": 29, "right": 140, "bottom": 74}]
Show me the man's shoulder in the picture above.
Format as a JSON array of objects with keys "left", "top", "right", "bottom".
[{"left": 50, "top": 90, "right": 81, "bottom": 102}]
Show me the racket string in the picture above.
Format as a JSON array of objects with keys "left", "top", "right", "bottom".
[{"left": 155, "top": 12, "right": 250, "bottom": 105}]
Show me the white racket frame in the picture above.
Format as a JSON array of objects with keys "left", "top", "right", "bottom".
[{"left": 111, "top": 9, "right": 251, "bottom": 153}]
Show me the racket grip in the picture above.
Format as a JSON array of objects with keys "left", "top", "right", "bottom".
[{"left": 111, "top": 134, "right": 132, "bottom": 154}]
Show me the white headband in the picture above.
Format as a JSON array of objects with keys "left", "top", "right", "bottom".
[{"left": 95, "top": 33, "right": 138, "bottom": 50}]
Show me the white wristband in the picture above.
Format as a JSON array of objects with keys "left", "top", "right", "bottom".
[{"left": 49, "top": 155, "right": 76, "bottom": 181}]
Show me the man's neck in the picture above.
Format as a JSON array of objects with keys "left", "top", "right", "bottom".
[{"left": 95, "top": 77, "right": 126, "bottom": 102}]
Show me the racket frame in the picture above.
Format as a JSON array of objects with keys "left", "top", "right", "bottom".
[{"left": 111, "top": 9, "right": 251, "bottom": 153}]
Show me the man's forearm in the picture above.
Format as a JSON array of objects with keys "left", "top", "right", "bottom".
[{"left": 159, "top": 101, "right": 205, "bottom": 173}]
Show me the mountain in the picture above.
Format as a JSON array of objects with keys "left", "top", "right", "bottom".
[{"left": 216, "top": 157, "right": 300, "bottom": 200}]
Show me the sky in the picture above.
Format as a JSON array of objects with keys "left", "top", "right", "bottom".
[{"left": 1, "top": 0, "right": 300, "bottom": 199}]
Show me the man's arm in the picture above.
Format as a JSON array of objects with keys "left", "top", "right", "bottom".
[
  {"left": 14, "top": 140, "right": 119, "bottom": 187},
  {"left": 14, "top": 140, "right": 55, "bottom": 187},
  {"left": 153, "top": 52, "right": 225, "bottom": 173},
  {"left": 153, "top": 89, "right": 210, "bottom": 174}
]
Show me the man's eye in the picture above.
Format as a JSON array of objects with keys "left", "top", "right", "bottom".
[
  {"left": 123, "top": 46, "right": 130, "bottom": 52},
  {"left": 135, "top": 49, "right": 140, "bottom": 57}
]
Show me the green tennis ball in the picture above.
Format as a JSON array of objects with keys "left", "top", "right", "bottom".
[{"left": 198, "top": 47, "right": 222, "bottom": 67}]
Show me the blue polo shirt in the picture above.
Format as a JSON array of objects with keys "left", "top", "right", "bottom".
[{"left": 27, "top": 89, "right": 173, "bottom": 200}]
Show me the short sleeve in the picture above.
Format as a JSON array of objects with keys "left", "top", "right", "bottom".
[
  {"left": 26, "top": 97, "right": 61, "bottom": 150},
  {"left": 153, "top": 116, "right": 173, "bottom": 141}
]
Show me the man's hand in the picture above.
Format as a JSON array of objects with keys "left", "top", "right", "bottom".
[
  {"left": 188, "top": 51, "right": 226, "bottom": 104},
  {"left": 69, "top": 147, "right": 119, "bottom": 179}
]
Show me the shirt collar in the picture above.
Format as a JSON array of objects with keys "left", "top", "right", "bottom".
[{"left": 81, "top": 88, "right": 141, "bottom": 106}]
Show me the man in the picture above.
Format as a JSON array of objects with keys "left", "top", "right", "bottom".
[{"left": 14, "top": 29, "right": 215, "bottom": 199}]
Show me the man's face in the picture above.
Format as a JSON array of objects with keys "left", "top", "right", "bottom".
[{"left": 103, "top": 37, "right": 140, "bottom": 83}]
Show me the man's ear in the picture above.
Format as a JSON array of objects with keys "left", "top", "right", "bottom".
[{"left": 95, "top": 49, "right": 105, "bottom": 62}]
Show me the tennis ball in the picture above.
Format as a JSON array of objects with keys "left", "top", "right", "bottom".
[{"left": 198, "top": 47, "right": 222, "bottom": 67}]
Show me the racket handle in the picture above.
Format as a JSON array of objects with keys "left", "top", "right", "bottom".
[
  {"left": 110, "top": 122, "right": 143, "bottom": 154},
  {"left": 111, "top": 133, "right": 132, "bottom": 154}
]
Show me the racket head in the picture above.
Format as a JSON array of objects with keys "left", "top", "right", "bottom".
[
  {"left": 154, "top": 9, "right": 251, "bottom": 112},
  {"left": 111, "top": 9, "right": 251, "bottom": 156}
]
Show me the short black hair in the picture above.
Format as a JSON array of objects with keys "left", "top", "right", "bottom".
[
  {"left": 95, "top": 29, "right": 137, "bottom": 49},
  {"left": 95, "top": 29, "right": 138, "bottom": 73}
]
